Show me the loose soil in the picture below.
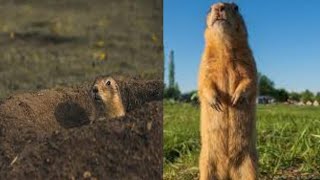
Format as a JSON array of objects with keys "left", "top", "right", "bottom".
[{"left": 0, "top": 78, "right": 163, "bottom": 179}]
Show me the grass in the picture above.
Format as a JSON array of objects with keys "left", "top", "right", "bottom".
[
  {"left": 164, "top": 101, "right": 320, "bottom": 179},
  {"left": 0, "top": 0, "right": 163, "bottom": 100}
]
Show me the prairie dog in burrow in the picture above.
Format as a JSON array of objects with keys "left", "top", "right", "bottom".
[{"left": 90, "top": 75, "right": 125, "bottom": 121}]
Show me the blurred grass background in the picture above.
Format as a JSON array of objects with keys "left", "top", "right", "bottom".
[{"left": 0, "top": 0, "right": 163, "bottom": 99}]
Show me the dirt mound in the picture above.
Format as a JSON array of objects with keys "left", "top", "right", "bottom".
[
  {"left": 0, "top": 77, "right": 162, "bottom": 131},
  {"left": 0, "top": 87, "right": 93, "bottom": 130},
  {"left": 0, "top": 78, "right": 163, "bottom": 179},
  {"left": 0, "top": 101, "right": 162, "bottom": 179}
]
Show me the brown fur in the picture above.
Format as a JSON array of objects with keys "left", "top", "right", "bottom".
[
  {"left": 90, "top": 75, "right": 163, "bottom": 121},
  {"left": 90, "top": 76, "right": 126, "bottom": 120},
  {"left": 198, "top": 3, "right": 258, "bottom": 180}
]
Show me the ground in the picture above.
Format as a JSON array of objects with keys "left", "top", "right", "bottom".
[
  {"left": 0, "top": 0, "right": 163, "bottom": 179},
  {"left": 164, "top": 102, "right": 320, "bottom": 180}
]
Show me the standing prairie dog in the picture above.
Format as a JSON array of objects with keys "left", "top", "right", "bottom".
[
  {"left": 198, "top": 2, "right": 258, "bottom": 180},
  {"left": 90, "top": 75, "right": 125, "bottom": 121}
]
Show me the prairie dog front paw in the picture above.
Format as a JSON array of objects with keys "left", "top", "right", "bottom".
[
  {"left": 203, "top": 89, "right": 223, "bottom": 112},
  {"left": 231, "top": 89, "right": 248, "bottom": 106}
]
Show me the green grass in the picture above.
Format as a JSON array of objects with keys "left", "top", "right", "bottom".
[{"left": 164, "top": 102, "right": 320, "bottom": 179}]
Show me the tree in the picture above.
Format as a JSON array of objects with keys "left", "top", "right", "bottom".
[
  {"left": 164, "top": 50, "right": 181, "bottom": 100},
  {"left": 168, "top": 50, "right": 175, "bottom": 88},
  {"left": 164, "top": 83, "right": 181, "bottom": 100},
  {"left": 315, "top": 92, "right": 320, "bottom": 102},
  {"left": 258, "top": 74, "right": 275, "bottom": 96},
  {"left": 273, "top": 88, "right": 289, "bottom": 102},
  {"left": 289, "top": 92, "right": 301, "bottom": 101},
  {"left": 301, "top": 89, "right": 314, "bottom": 103}
]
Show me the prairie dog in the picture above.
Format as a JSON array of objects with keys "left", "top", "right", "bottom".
[
  {"left": 90, "top": 75, "right": 125, "bottom": 121},
  {"left": 198, "top": 2, "right": 258, "bottom": 180}
]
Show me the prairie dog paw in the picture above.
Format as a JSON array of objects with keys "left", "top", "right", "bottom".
[
  {"left": 209, "top": 96, "right": 223, "bottom": 112},
  {"left": 231, "top": 90, "right": 247, "bottom": 106}
]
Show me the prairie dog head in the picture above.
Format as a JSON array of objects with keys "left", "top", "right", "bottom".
[
  {"left": 91, "top": 76, "right": 119, "bottom": 103},
  {"left": 205, "top": 2, "right": 248, "bottom": 43},
  {"left": 91, "top": 76, "right": 125, "bottom": 119}
]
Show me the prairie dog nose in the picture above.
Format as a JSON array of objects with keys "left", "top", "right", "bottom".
[
  {"left": 92, "top": 86, "right": 98, "bottom": 93},
  {"left": 218, "top": 5, "right": 225, "bottom": 12},
  {"left": 214, "top": 4, "right": 225, "bottom": 18}
]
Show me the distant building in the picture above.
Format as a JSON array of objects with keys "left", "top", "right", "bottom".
[
  {"left": 306, "top": 101, "right": 313, "bottom": 106},
  {"left": 287, "top": 99, "right": 298, "bottom": 104},
  {"left": 257, "top": 96, "right": 275, "bottom": 104}
]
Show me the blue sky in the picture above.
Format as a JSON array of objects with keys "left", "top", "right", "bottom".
[{"left": 164, "top": 0, "right": 320, "bottom": 93}]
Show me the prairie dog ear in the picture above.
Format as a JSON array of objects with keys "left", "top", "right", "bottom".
[{"left": 232, "top": 4, "right": 239, "bottom": 12}]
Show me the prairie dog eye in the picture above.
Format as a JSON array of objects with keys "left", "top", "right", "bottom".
[
  {"left": 234, "top": 5, "right": 239, "bottom": 12},
  {"left": 106, "top": 81, "right": 111, "bottom": 86}
]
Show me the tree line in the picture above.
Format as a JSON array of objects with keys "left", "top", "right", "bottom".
[
  {"left": 164, "top": 50, "right": 320, "bottom": 103},
  {"left": 258, "top": 74, "right": 320, "bottom": 103}
]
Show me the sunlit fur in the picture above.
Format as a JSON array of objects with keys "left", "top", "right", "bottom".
[
  {"left": 198, "top": 2, "right": 258, "bottom": 180},
  {"left": 91, "top": 76, "right": 125, "bottom": 120}
]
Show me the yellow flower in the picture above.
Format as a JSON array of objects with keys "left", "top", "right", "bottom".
[
  {"left": 151, "top": 33, "right": 158, "bottom": 43},
  {"left": 93, "top": 52, "right": 107, "bottom": 61}
]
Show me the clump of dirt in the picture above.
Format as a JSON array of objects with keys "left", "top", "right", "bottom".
[{"left": 0, "top": 77, "right": 163, "bottom": 179}]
